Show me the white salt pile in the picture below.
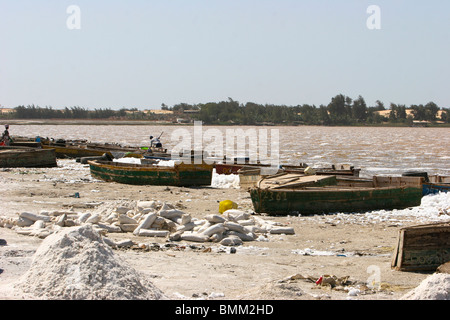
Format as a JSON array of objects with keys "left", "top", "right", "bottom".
[
  {"left": 366, "top": 192, "right": 450, "bottom": 224},
  {"left": 113, "top": 157, "right": 142, "bottom": 164},
  {"left": 211, "top": 169, "right": 240, "bottom": 189},
  {"left": 312, "top": 192, "right": 450, "bottom": 226},
  {"left": 15, "top": 225, "right": 165, "bottom": 300},
  {"left": 113, "top": 158, "right": 180, "bottom": 167},
  {"left": 401, "top": 273, "right": 450, "bottom": 300}
]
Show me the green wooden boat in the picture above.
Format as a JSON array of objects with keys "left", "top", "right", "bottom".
[
  {"left": 88, "top": 160, "right": 213, "bottom": 186},
  {"left": 0, "top": 146, "right": 57, "bottom": 168},
  {"left": 41, "top": 139, "right": 145, "bottom": 159},
  {"left": 249, "top": 173, "right": 423, "bottom": 215},
  {"left": 42, "top": 144, "right": 108, "bottom": 158}
]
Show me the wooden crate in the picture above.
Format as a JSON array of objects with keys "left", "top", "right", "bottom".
[{"left": 391, "top": 222, "right": 450, "bottom": 272}]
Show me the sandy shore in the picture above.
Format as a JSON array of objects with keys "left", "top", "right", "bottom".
[{"left": 0, "top": 159, "right": 447, "bottom": 300}]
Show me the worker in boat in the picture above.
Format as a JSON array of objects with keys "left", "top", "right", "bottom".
[
  {"left": 1, "top": 124, "right": 12, "bottom": 146},
  {"left": 149, "top": 135, "right": 162, "bottom": 148}
]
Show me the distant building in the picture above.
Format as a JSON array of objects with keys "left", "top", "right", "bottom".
[{"left": 0, "top": 107, "right": 14, "bottom": 114}]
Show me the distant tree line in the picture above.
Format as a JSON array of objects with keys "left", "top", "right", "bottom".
[
  {"left": 191, "top": 95, "right": 449, "bottom": 125},
  {"left": 10, "top": 105, "right": 126, "bottom": 119},
  {"left": 2, "top": 94, "right": 449, "bottom": 126}
]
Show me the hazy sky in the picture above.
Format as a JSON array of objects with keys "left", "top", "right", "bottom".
[{"left": 1, "top": 0, "right": 449, "bottom": 110}]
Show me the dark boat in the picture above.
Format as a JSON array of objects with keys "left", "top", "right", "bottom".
[
  {"left": 0, "top": 146, "right": 57, "bottom": 168},
  {"left": 41, "top": 139, "right": 146, "bottom": 159},
  {"left": 402, "top": 171, "right": 450, "bottom": 195},
  {"left": 88, "top": 159, "right": 213, "bottom": 186},
  {"left": 217, "top": 162, "right": 360, "bottom": 176},
  {"left": 423, "top": 175, "right": 450, "bottom": 195},
  {"left": 143, "top": 146, "right": 172, "bottom": 160},
  {"left": 238, "top": 164, "right": 360, "bottom": 189},
  {"left": 249, "top": 173, "right": 423, "bottom": 216}
]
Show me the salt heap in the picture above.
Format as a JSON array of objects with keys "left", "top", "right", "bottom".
[
  {"left": 401, "top": 273, "right": 450, "bottom": 300},
  {"left": 15, "top": 225, "right": 165, "bottom": 300},
  {"left": 211, "top": 169, "right": 240, "bottom": 189}
]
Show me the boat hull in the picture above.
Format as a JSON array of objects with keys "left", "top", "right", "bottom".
[
  {"left": 43, "top": 145, "right": 109, "bottom": 158},
  {"left": 423, "top": 183, "right": 450, "bottom": 195},
  {"left": 250, "top": 185, "right": 423, "bottom": 215},
  {"left": 0, "top": 147, "right": 57, "bottom": 168},
  {"left": 422, "top": 176, "right": 450, "bottom": 195},
  {"left": 88, "top": 160, "right": 213, "bottom": 186},
  {"left": 215, "top": 163, "right": 271, "bottom": 175},
  {"left": 42, "top": 142, "right": 145, "bottom": 159},
  {"left": 217, "top": 163, "right": 360, "bottom": 176}
]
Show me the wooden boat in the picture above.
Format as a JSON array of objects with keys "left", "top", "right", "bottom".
[
  {"left": 142, "top": 146, "right": 169, "bottom": 154},
  {"left": 217, "top": 162, "right": 360, "bottom": 176},
  {"left": 42, "top": 140, "right": 145, "bottom": 159},
  {"left": 402, "top": 171, "right": 450, "bottom": 195},
  {"left": 143, "top": 154, "right": 172, "bottom": 161},
  {"left": 238, "top": 164, "right": 360, "bottom": 190},
  {"left": 422, "top": 175, "right": 450, "bottom": 195},
  {"left": 249, "top": 173, "right": 423, "bottom": 215},
  {"left": 3, "top": 136, "right": 43, "bottom": 148},
  {"left": 143, "top": 147, "right": 172, "bottom": 160},
  {"left": 42, "top": 143, "right": 112, "bottom": 158},
  {"left": 10, "top": 141, "right": 41, "bottom": 148},
  {"left": 215, "top": 162, "right": 269, "bottom": 175},
  {"left": 0, "top": 146, "right": 57, "bottom": 168},
  {"left": 88, "top": 160, "right": 213, "bottom": 186},
  {"left": 143, "top": 149, "right": 220, "bottom": 162},
  {"left": 391, "top": 222, "right": 450, "bottom": 271},
  {"left": 281, "top": 164, "right": 360, "bottom": 177}
]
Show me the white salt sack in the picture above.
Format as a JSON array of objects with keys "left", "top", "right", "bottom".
[{"left": 14, "top": 225, "right": 165, "bottom": 300}]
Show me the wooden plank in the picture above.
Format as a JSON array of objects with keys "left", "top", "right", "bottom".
[
  {"left": 260, "top": 174, "right": 337, "bottom": 189},
  {"left": 391, "top": 230, "right": 403, "bottom": 269},
  {"left": 272, "top": 175, "right": 337, "bottom": 189}
]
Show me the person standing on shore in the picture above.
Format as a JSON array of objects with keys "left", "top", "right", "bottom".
[{"left": 1, "top": 124, "right": 12, "bottom": 146}]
